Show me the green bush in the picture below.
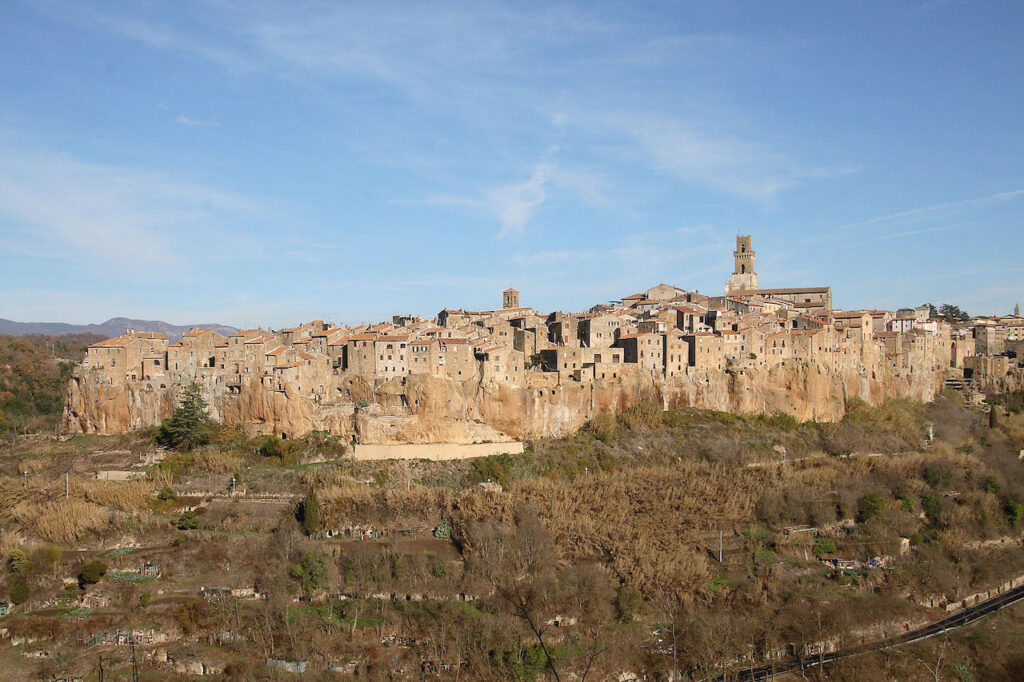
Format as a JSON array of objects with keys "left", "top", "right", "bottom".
[
  {"left": 158, "top": 486, "right": 176, "bottom": 501},
  {"left": 616, "top": 585, "right": 644, "bottom": 622},
  {"left": 140, "top": 592, "right": 151, "bottom": 608},
  {"left": 8, "top": 549, "right": 27, "bottom": 575},
  {"left": 176, "top": 511, "right": 199, "bottom": 530},
  {"left": 252, "top": 435, "right": 303, "bottom": 465},
  {"left": 9, "top": 576, "right": 28, "bottom": 605},
  {"left": 984, "top": 476, "right": 1001, "bottom": 494},
  {"left": 813, "top": 538, "right": 838, "bottom": 558},
  {"left": 1004, "top": 496, "right": 1024, "bottom": 529},
  {"left": 921, "top": 493, "right": 943, "bottom": 522},
  {"left": 290, "top": 553, "right": 328, "bottom": 597},
  {"left": 898, "top": 494, "right": 915, "bottom": 513},
  {"left": 79, "top": 560, "right": 107, "bottom": 584},
  {"left": 857, "top": 493, "right": 885, "bottom": 522}
]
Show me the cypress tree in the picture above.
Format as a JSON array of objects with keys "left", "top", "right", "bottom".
[{"left": 157, "top": 384, "right": 214, "bottom": 451}]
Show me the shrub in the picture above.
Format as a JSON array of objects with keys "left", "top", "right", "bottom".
[
  {"left": 139, "top": 592, "right": 151, "bottom": 608},
  {"left": 8, "top": 549, "right": 27, "bottom": 574},
  {"left": 984, "top": 476, "right": 1001, "bottom": 494},
  {"left": 9, "top": 575, "right": 28, "bottom": 605},
  {"left": 158, "top": 487, "right": 176, "bottom": 501},
  {"left": 1004, "top": 496, "right": 1024, "bottom": 529},
  {"left": 176, "top": 511, "right": 198, "bottom": 530},
  {"left": 79, "top": 560, "right": 107, "bottom": 584},
  {"left": 898, "top": 495, "right": 915, "bottom": 513},
  {"left": 433, "top": 521, "right": 451, "bottom": 539},
  {"left": 857, "top": 493, "right": 885, "bottom": 522},
  {"left": 252, "top": 435, "right": 303, "bottom": 465},
  {"left": 619, "top": 400, "right": 662, "bottom": 430},
  {"left": 589, "top": 413, "right": 617, "bottom": 441},
  {"left": 921, "top": 493, "right": 943, "bottom": 522},
  {"left": 616, "top": 585, "right": 644, "bottom": 622},
  {"left": 290, "top": 553, "right": 328, "bottom": 597},
  {"left": 356, "top": 399, "right": 370, "bottom": 408},
  {"left": 813, "top": 538, "right": 838, "bottom": 558}
]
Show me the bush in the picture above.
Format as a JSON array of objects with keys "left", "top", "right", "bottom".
[
  {"left": 176, "top": 511, "right": 198, "bottom": 530},
  {"left": 984, "top": 476, "right": 1001, "bottom": 494},
  {"left": 921, "top": 493, "right": 943, "bottom": 522},
  {"left": 589, "top": 413, "right": 617, "bottom": 441},
  {"left": 79, "top": 560, "right": 107, "bottom": 584},
  {"left": 898, "top": 494, "right": 915, "bottom": 513},
  {"left": 158, "top": 486, "right": 176, "bottom": 501},
  {"left": 619, "top": 400, "right": 662, "bottom": 430},
  {"left": 857, "top": 493, "right": 885, "bottom": 522},
  {"left": 616, "top": 585, "right": 644, "bottom": 622},
  {"left": 813, "top": 538, "right": 838, "bottom": 558},
  {"left": 140, "top": 592, "right": 151, "bottom": 608},
  {"left": 8, "top": 549, "right": 27, "bottom": 575},
  {"left": 9, "top": 575, "right": 28, "bottom": 605},
  {"left": 1004, "top": 496, "right": 1024, "bottom": 529},
  {"left": 290, "top": 553, "right": 328, "bottom": 597},
  {"left": 252, "top": 435, "right": 303, "bottom": 465},
  {"left": 356, "top": 399, "right": 370, "bottom": 408}
]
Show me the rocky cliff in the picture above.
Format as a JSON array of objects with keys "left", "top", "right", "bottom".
[{"left": 63, "top": 355, "right": 946, "bottom": 444}]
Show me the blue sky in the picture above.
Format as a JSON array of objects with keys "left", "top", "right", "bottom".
[{"left": 1, "top": 1, "right": 1021, "bottom": 327}]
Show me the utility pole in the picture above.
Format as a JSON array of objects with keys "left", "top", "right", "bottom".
[
  {"left": 66, "top": 472, "right": 69, "bottom": 499},
  {"left": 98, "top": 654, "right": 104, "bottom": 682},
  {"left": 719, "top": 530, "right": 723, "bottom": 564}
]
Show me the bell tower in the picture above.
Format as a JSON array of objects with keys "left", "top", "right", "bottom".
[
  {"left": 502, "top": 288, "right": 520, "bottom": 310},
  {"left": 726, "top": 235, "right": 758, "bottom": 293}
]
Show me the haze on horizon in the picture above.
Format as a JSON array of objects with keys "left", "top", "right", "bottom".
[{"left": 0, "top": 1, "right": 1021, "bottom": 329}]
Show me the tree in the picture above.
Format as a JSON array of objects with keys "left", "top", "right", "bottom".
[
  {"left": 301, "top": 489, "right": 320, "bottom": 535},
  {"left": 937, "top": 303, "right": 970, "bottom": 323},
  {"left": 290, "top": 553, "right": 328, "bottom": 598},
  {"left": 9, "top": 575, "right": 28, "bottom": 605},
  {"left": 80, "top": 560, "right": 107, "bottom": 584},
  {"left": 857, "top": 493, "right": 885, "bottom": 522},
  {"left": 156, "top": 384, "right": 214, "bottom": 451}
]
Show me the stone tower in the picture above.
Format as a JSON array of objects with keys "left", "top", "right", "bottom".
[
  {"left": 725, "top": 235, "right": 758, "bottom": 294},
  {"left": 503, "top": 288, "right": 520, "bottom": 310},
  {"left": 1015, "top": 303, "right": 1020, "bottom": 317}
]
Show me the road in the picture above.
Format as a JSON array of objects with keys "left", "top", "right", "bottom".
[{"left": 716, "top": 583, "right": 1024, "bottom": 681}]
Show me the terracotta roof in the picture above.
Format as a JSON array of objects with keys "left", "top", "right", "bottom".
[
  {"left": 347, "top": 333, "right": 378, "bottom": 341},
  {"left": 183, "top": 329, "right": 214, "bottom": 338},
  {"left": 90, "top": 331, "right": 168, "bottom": 348},
  {"left": 503, "top": 288, "right": 519, "bottom": 293}
]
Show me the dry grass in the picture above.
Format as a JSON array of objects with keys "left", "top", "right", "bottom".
[
  {"left": 70, "top": 479, "right": 154, "bottom": 511},
  {"left": 10, "top": 498, "right": 112, "bottom": 543}
]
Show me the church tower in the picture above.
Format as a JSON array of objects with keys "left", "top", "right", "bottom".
[
  {"left": 725, "top": 235, "right": 758, "bottom": 293},
  {"left": 503, "top": 288, "right": 520, "bottom": 310}
]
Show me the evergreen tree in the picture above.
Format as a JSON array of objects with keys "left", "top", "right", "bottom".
[
  {"left": 156, "top": 384, "right": 214, "bottom": 451},
  {"left": 302, "top": 489, "right": 321, "bottom": 534}
]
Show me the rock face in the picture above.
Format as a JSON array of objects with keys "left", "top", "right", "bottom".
[{"left": 63, "top": 355, "right": 946, "bottom": 443}]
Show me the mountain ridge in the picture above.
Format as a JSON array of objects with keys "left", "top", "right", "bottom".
[{"left": 0, "top": 317, "right": 238, "bottom": 343}]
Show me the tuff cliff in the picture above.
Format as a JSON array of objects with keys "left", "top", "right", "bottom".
[{"left": 62, "top": 355, "right": 946, "bottom": 444}]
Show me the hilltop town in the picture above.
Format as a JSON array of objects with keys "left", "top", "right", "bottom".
[{"left": 63, "top": 237, "right": 1024, "bottom": 445}]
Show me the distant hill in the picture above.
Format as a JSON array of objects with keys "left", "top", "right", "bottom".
[{"left": 0, "top": 317, "right": 238, "bottom": 343}]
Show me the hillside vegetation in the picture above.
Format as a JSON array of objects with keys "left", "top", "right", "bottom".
[
  {"left": 0, "top": 334, "right": 99, "bottom": 436},
  {"left": 0, "top": 392, "right": 1023, "bottom": 679}
]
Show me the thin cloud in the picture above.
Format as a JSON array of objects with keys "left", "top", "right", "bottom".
[
  {"left": 176, "top": 113, "right": 220, "bottom": 127},
  {"left": 832, "top": 189, "right": 1024, "bottom": 232}
]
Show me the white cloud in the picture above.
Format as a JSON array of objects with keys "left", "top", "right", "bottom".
[
  {"left": 487, "top": 166, "right": 548, "bottom": 238},
  {"left": 614, "top": 115, "right": 854, "bottom": 202},
  {"left": 832, "top": 189, "right": 1024, "bottom": 233}
]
